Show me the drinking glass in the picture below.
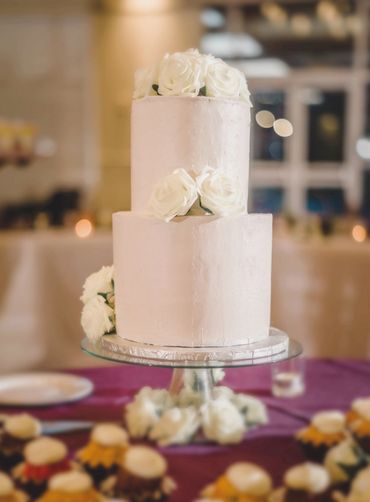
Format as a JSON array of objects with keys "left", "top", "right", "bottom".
[{"left": 271, "top": 356, "right": 305, "bottom": 398}]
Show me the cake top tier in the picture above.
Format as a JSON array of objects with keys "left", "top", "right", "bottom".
[{"left": 133, "top": 48, "right": 251, "bottom": 105}]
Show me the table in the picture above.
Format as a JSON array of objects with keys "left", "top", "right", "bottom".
[
  {"left": 1, "top": 229, "right": 370, "bottom": 373},
  {"left": 1, "top": 359, "right": 369, "bottom": 502}
]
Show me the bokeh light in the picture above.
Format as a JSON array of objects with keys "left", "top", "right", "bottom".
[
  {"left": 75, "top": 219, "right": 93, "bottom": 238},
  {"left": 273, "top": 118, "right": 294, "bottom": 137},
  {"left": 256, "top": 110, "right": 275, "bottom": 128},
  {"left": 352, "top": 224, "right": 367, "bottom": 243}
]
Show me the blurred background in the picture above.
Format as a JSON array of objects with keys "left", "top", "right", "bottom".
[{"left": 0, "top": 0, "right": 369, "bottom": 372}]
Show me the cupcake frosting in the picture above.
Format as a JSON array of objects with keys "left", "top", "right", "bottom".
[
  {"left": 352, "top": 398, "right": 370, "bottom": 421},
  {"left": 0, "top": 472, "right": 14, "bottom": 496},
  {"left": 348, "top": 466, "right": 370, "bottom": 502},
  {"left": 49, "top": 471, "right": 93, "bottom": 493},
  {"left": 124, "top": 446, "right": 167, "bottom": 479},
  {"left": 4, "top": 413, "right": 41, "bottom": 439},
  {"left": 24, "top": 437, "right": 67, "bottom": 465},
  {"left": 312, "top": 411, "right": 346, "bottom": 435},
  {"left": 91, "top": 423, "right": 128, "bottom": 447},
  {"left": 284, "top": 463, "right": 330, "bottom": 494},
  {"left": 225, "top": 462, "right": 272, "bottom": 496},
  {"left": 324, "top": 439, "right": 362, "bottom": 483}
]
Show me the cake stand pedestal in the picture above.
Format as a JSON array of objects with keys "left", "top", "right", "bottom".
[{"left": 81, "top": 327, "right": 302, "bottom": 401}]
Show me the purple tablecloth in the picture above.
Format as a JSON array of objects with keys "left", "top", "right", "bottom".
[{"left": 1, "top": 359, "right": 370, "bottom": 501}]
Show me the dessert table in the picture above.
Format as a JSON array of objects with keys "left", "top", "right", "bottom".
[{"left": 0, "top": 359, "right": 369, "bottom": 502}]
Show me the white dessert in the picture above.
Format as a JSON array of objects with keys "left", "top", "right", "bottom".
[
  {"left": 312, "top": 410, "right": 346, "bottom": 434},
  {"left": 284, "top": 463, "right": 330, "bottom": 494},
  {"left": 324, "top": 439, "right": 363, "bottom": 484},
  {"left": 123, "top": 446, "right": 167, "bottom": 479},
  {"left": 347, "top": 466, "right": 370, "bottom": 502},
  {"left": 24, "top": 437, "right": 67, "bottom": 465},
  {"left": 91, "top": 423, "right": 128, "bottom": 447},
  {"left": 225, "top": 462, "right": 272, "bottom": 496},
  {"left": 0, "top": 472, "right": 14, "bottom": 496},
  {"left": 49, "top": 471, "right": 93, "bottom": 493},
  {"left": 113, "top": 213, "right": 272, "bottom": 347},
  {"left": 4, "top": 413, "right": 41, "bottom": 439},
  {"left": 352, "top": 397, "right": 370, "bottom": 420}
]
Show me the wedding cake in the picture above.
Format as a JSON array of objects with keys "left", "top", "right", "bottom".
[{"left": 112, "top": 49, "right": 272, "bottom": 348}]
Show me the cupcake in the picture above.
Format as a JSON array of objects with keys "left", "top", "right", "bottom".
[
  {"left": 0, "top": 414, "right": 41, "bottom": 472},
  {"left": 324, "top": 439, "right": 368, "bottom": 494},
  {"left": 296, "top": 411, "right": 347, "bottom": 462},
  {"left": 347, "top": 398, "right": 370, "bottom": 454},
  {"left": 199, "top": 462, "right": 272, "bottom": 501},
  {"left": 38, "top": 471, "right": 104, "bottom": 502},
  {"left": 0, "top": 472, "right": 28, "bottom": 502},
  {"left": 104, "top": 445, "right": 176, "bottom": 501},
  {"left": 76, "top": 423, "right": 128, "bottom": 485},
  {"left": 13, "top": 437, "right": 70, "bottom": 499},
  {"left": 270, "top": 463, "right": 332, "bottom": 502},
  {"left": 346, "top": 466, "right": 370, "bottom": 502}
]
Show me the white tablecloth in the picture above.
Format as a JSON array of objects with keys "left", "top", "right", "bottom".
[{"left": 0, "top": 230, "right": 369, "bottom": 372}]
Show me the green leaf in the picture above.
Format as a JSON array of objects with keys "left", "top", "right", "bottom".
[
  {"left": 152, "top": 84, "right": 160, "bottom": 95},
  {"left": 199, "top": 86, "right": 207, "bottom": 96}
]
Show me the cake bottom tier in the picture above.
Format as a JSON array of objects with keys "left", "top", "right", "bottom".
[{"left": 113, "top": 212, "right": 272, "bottom": 348}]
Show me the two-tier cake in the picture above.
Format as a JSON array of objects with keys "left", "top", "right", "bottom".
[{"left": 111, "top": 49, "right": 272, "bottom": 349}]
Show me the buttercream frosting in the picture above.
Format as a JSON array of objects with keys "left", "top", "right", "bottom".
[
  {"left": 4, "top": 413, "right": 41, "bottom": 439},
  {"left": 49, "top": 471, "right": 93, "bottom": 493},
  {"left": 91, "top": 423, "right": 128, "bottom": 447},
  {"left": 123, "top": 446, "right": 167, "bottom": 479},
  {"left": 312, "top": 411, "right": 346, "bottom": 435},
  {"left": 324, "top": 439, "right": 363, "bottom": 483},
  {"left": 348, "top": 467, "right": 370, "bottom": 502},
  {"left": 225, "top": 462, "right": 272, "bottom": 496},
  {"left": 352, "top": 398, "right": 370, "bottom": 421},
  {"left": 131, "top": 96, "right": 250, "bottom": 212},
  {"left": 0, "top": 472, "right": 14, "bottom": 496},
  {"left": 113, "top": 213, "right": 272, "bottom": 347},
  {"left": 284, "top": 463, "right": 330, "bottom": 494},
  {"left": 24, "top": 437, "right": 67, "bottom": 465}
]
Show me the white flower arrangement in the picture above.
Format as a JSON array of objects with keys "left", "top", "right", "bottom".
[
  {"left": 80, "top": 265, "right": 115, "bottom": 342},
  {"left": 148, "top": 166, "right": 246, "bottom": 222},
  {"left": 133, "top": 48, "right": 251, "bottom": 105},
  {"left": 124, "top": 370, "right": 268, "bottom": 446}
]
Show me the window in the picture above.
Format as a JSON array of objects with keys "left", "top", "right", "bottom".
[
  {"left": 250, "top": 187, "right": 284, "bottom": 213},
  {"left": 252, "top": 92, "right": 285, "bottom": 161},
  {"left": 307, "top": 91, "right": 346, "bottom": 163},
  {"left": 306, "top": 188, "right": 346, "bottom": 215}
]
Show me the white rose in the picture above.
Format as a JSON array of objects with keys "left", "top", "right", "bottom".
[
  {"left": 149, "top": 407, "right": 200, "bottom": 446},
  {"left": 133, "top": 64, "right": 158, "bottom": 99},
  {"left": 158, "top": 49, "right": 206, "bottom": 97},
  {"left": 232, "top": 394, "right": 268, "bottom": 425},
  {"left": 196, "top": 167, "right": 245, "bottom": 216},
  {"left": 80, "top": 265, "right": 114, "bottom": 304},
  {"left": 148, "top": 168, "right": 198, "bottom": 222},
  {"left": 205, "top": 59, "right": 247, "bottom": 101},
  {"left": 125, "top": 398, "right": 160, "bottom": 439},
  {"left": 81, "top": 296, "right": 114, "bottom": 342},
  {"left": 200, "top": 397, "right": 247, "bottom": 444}
]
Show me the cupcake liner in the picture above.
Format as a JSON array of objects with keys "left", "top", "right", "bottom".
[
  {"left": 15, "top": 478, "right": 47, "bottom": 499},
  {"left": 81, "top": 462, "right": 118, "bottom": 486},
  {"left": 285, "top": 488, "right": 333, "bottom": 502},
  {"left": 353, "top": 434, "right": 370, "bottom": 455},
  {"left": 0, "top": 451, "right": 23, "bottom": 472},
  {"left": 296, "top": 440, "right": 332, "bottom": 463}
]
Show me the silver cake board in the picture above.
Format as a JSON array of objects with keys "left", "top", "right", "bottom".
[{"left": 81, "top": 327, "right": 301, "bottom": 369}]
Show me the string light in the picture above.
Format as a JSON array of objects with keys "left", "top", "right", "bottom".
[
  {"left": 256, "top": 110, "right": 275, "bottom": 128},
  {"left": 352, "top": 224, "right": 367, "bottom": 243},
  {"left": 273, "top": 119, "right": 294, "bottom": 137},
  {"left": 75, "top": 219, "right": 93, "bottom": 238}
]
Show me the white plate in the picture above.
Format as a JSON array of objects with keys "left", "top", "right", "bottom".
[{"left": 0, "top": 373, "right": 94, "bottom": 406}]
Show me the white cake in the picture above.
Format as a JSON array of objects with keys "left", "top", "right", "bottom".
[{"left": 111, "top": 50, "right": 273, "bottom": 349}]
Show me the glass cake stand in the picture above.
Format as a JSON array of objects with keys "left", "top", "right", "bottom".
[{"left": 81, "top": 327, "right": 302, "bottom": 400}]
